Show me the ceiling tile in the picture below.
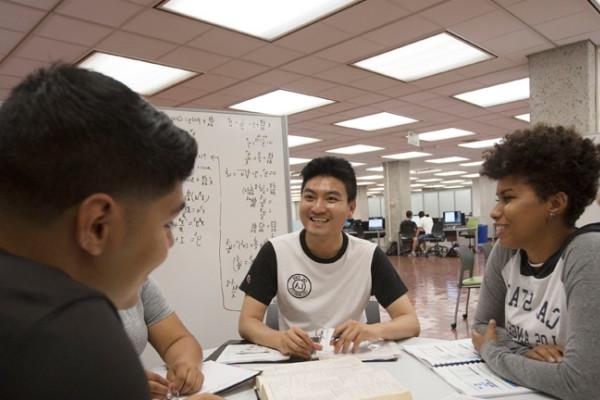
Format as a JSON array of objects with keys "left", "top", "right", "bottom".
[
  {"left": 0, "top": 2, "right": 45, "bottom": 32},
  {"left": 282, "top": 77, "right": 338, "bottom": 95},
  {"left": 316, "top": 37, "right": 386, "bottom": 63},
  {"left": 400, "top": 91, "right": 441, "bottom": 103},
  {"left": 125, "top": 0, "right": 157, "bottom": 5},
  {"left": 153, "top": 85, "right": 207, "bottom": 103},
  {"left": 315, "top": 65, "right": 372, "bottom": 84},
  {"left": 250, "top": 70, "right": 304, "bottom": 86},
  {"left": 122, "top": 8, "right": 211, "bottom": 43},
  {"left": 209, "top": 59, "right": 269, "bottom": 79},
  {"left": 348, "top": 74, "right": 401, "bottom": 91},
  {"left": 97, "top": 31, "right": 177, "bottom": 60},
  {"left": 0, "top": 57, "right": 49, "bottom": 77},
  {"left": 0, "top": 28, "right": 24, "bottom": 56},
  {"left": 346, "top": 93, "right": 390, "bottom": 105},
  {"left": 482, "top": 28, "right": 549, "bottom": 55},
  {"left": 378, "top": 83, "right": 421, "bottom": 97},
  {"left": 148, "top": 97, "right": 179, "bottom": 107},
  {"left": 411, "top": 70, "right": 467, "bottom": 90},
  {"left": 275, "top": 23, "right": 351, "bottom": 53},
  {"left": 280, "top": 56, "right": 338, "bottom": 75},
  {"left": 187, "top": 28, "right": 266, "bottom": 57},
  {"left": 317, "top": 85, "right": 369, "bottom": 101},
  {"left": 184, "top": 92, "right": 239, "bottom": 110},
  {"left": 217, "top": 81, "right": 272, "bottom": 99},
  {"left": 0, "top": 74, "right": 22, "bottom": 89},
  {"left": 181, "top": 73, "right": 237, "bottom": 92},
  {"left": 421, "top": 0, "right": 496, "bottom": 26},
  {"left": 241, "top": 45, "right": 303, "bottom": 67},
  {"left": 323, "top": 0, "right": 410, "bottom": 35},
  {"left": 389, "top": 0, "right": 447, "bottom": 12},
  {"left": 10, "top": 0, "right": 61, "bottom": 10},
  {"left": 36, "top": 15, "right": 113, "bottom": 46},
  {"left": 159, "top": 47, "right": 230, "bottom": 72},
  {"left": 363, "top": 15, "right": 440, "bottom": 46},
  {"left": 450, "top": 10, "right": 526, "bottom": 43},
  {"left": 506, "top": 0, "right": 588, "bottom": 25},
  {"left": 534, "top": 12, "right": 600, "bottom": 41},
  {"left": 14, "top": 35, "right": 88, "bottom": 62},
  {"left": 57, "top": 0, "right": 143, "bottom": 27},
  {"left": 314, "top": 101, "right": 361, "bottom": 115}
]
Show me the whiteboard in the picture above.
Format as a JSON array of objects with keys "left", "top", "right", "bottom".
[{"left": 147, "top": 108, "right": 291, "bottom": 354}]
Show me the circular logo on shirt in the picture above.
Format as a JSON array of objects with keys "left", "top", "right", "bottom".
[{"left": 287, "top": 274, "right": 312, "bottom": 298}]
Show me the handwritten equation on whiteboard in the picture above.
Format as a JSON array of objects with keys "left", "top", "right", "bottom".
[{"left": 167, "top": 111, "right": 288, "bottom": 311}]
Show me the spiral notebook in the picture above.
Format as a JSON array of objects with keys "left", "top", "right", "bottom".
[{"left": 403, "top": 339, "right": 533, "bottom": 398}]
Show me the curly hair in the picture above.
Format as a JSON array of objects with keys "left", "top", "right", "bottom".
[{"left": 481, "top": 124, "right": 600, "bottom": 226}]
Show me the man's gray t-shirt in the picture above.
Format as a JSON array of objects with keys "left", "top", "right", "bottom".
[{"left": 119, "top": 278, "right": 173, "bottom": 355}]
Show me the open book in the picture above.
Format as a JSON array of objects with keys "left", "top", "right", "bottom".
[
  {"left": 315, "top": 327, "right": 401, "bottom": 361},
  {"left": 255, "top": 357, "right": 412, "bottom": 400},
  {"left": 403, "top": 339, "right": 533, "bottom": 398}
]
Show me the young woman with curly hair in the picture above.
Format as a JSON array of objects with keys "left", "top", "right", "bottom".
[{"left": 471, "top": 124, "right": 600, "bottom": 400}]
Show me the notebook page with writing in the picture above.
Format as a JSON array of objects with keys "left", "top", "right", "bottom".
[
  {"left": 215, "top": 343, "right": 290, "bottom": 364},
  {"left": 402, "top": 339, "right": 481, "bottom": 367}
]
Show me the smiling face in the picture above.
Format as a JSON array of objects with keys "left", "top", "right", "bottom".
[
  {"left": 299, "top": 175, "right": 355, "bottom": 242},
  {"left": 491, "top": 176, "right": 554, "bottom": 250}
]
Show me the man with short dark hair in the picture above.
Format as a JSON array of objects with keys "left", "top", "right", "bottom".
[
  {"left": 0, "top": 65, "right": 219, "bottom": 400},
  {"left": 238, "top": 156, "right": 419, "bottom": 358}
]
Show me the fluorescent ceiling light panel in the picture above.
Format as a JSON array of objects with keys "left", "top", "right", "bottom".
[
  {"left": 410, "top": 177, "right": 418, "bottom": 180},
  {"left": 424, "top": 184, "right": 445, "bottom": 188},
  {"left": 441, "top": 179, "right": 467, "bottom": 184},
  {"left": 350, "top": 162, "right": 366, "bottom": 167},
  {"left": 335, "top": 112, "right": 417, "bottom": 131},
  {"left": 366, "top": 166, "right": 384, "bottom": 172},
  {"left": 230, "top": 89, "right": 333, "bottom": 115},
  {"left": 416, "top": 178, "right": 442, "bottom": 183},
  {"left": 357, "top": 175, "right": 384, "bottom": 180},
  {"left": 370, "top": 187, "right": 385, "bottom": 191},
  {"left": 289, "top": 157, "right": 311, "bottom": 165},
  {"left": 287, "top": 135, "right": 321, "bottom": 147},
  {"left": 357, "top": 181, "right": 375, "bottom": 186},
  {"left": 290, "top": 179, "right": 303, "bottom": 184},
  {"left": 418, "top": 128, "right": 476, "bottom": 142},
  {"left": 412, "top": 189, "right": 422, "bottom": 192},
  {"left": 353, "top": 32, "right": 492, "bottom": 81},
  {"left": 79, "top": 52, "right": 197, "bottom": 96},
  {"left": 444, "top": 185, "right": 465, "bottom": 189},
  {"left": 454, "top": 78, "right": 530, "bottom": 107},
  {"left": 160, "top": 0, "right": 357, "bottom": 41},
  {"left": 376, "top": 184, "right": 385, "bottom": 187},
  {"left": 411, "top": 184, "right": 426, "bottom": 187},
  {"left": 459, "top": 138, "right": 503, "bottom": 149},
  {"left": 415, "top": 168, "right": 442, "bottom": 174},
  {"left": 459, "top": 161, "right": 484, "bottom": 167},
  {"left": 515, "top": 113, "right": 530, "bottom": 122},
  {"left": 326, "top": 144, "right": 384, "bottom": 155},
  {"left": 382, "top": 151, "right": 431, "bottom": 160},
  {"left": 290, "top": 185, "right": 301, "bottom": 189},
  {"left": 434, "top": 170, "right": 467, "bottom": 177},
  {"left": 462, "top": 173, "right": 480, "bottom": 178},
  {"left": 426, "top": 156, "right": 469, "bottom": 164}
]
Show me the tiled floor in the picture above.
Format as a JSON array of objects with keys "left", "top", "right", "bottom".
[{"left": 381, "top": 251, "right": 486, "bottom": 340}]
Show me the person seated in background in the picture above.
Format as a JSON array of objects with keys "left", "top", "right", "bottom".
[
  {"left": 472, "top": 124, "right": 600, "bottom": 400},
  {"left": 0, "top": 65, "right": 220, "bottom": 399},
  {"left": 412, "top": 211, "right": 434, "bottom": 255},
  {"left": 121, "top": 279, "right": 204, "bottom": 399},
  {"left": 238, "top": 156, "right": 420, "bottom": 359},
  {"left": 399, "top": 210, "right": 418, "bottom": 255}
]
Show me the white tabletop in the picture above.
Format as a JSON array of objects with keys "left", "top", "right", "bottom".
[{"left": 205, "top": 337, "right": 554, "bottom": 400}]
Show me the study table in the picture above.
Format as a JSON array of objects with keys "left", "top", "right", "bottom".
[{"left": 205, "top": 337, "right": 554, "bottom": 400}]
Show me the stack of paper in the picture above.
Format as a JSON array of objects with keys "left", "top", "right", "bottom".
[{"left": 315, "top": 327, "right": 401, "bottom": 361}]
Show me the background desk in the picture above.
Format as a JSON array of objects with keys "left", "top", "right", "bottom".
[
  {"left": 444, "top": 226, "right": 478, "bottom": 252},
  {"left": 207, "top": 338, "right": 553, "bottom": 400}
]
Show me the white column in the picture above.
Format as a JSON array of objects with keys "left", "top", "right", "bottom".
[
  {"left": 353, "top": 186, "right": 369, "bottom": 220},
  {"left": 383, "top": 160, "right": 411, "bottom": 243}
]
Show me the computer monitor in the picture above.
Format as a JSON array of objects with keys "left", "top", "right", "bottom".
[
  {"left": 368, "top": 217, "right": 384, "bottom": 231},
  {"left": 443, "top": 211, "right": 462, "bottom": 225},
  {"left": 344, "top": 218, "right": 353, "bottom": 229}
]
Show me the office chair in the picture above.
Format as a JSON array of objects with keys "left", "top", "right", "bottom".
[
  {"left": 451, "top": 246, "right": 483, "bottom": 330},
  {"left": 424, "top": 220, "right": 449, "bottom": 257},
  {"left": 265, "top": 300, "right": 381, "bottom": 330},
  {"left": 458, "top": 218, "right": 479, "bottom": 252},
  {"left": 398, "top": 220, "right": 417, "bottom": 256}
]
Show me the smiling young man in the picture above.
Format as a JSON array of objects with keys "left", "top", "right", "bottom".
[
  {"left": 0, "top": 65, "right": 220, "bottom": 400},
  {"left": 238, "top": 156, "right": 419, "bottom": 358}
]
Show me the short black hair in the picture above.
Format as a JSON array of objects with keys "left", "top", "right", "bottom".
[
  {"left": 0, "top": 64, "right": 197, "bottom": 222},
  {"left": 481, "top": 124, "right": 600, "bottom": 226},
  {"left": 406, "top": 210, "right": 413, "bottom": 218},
  {"left": 418, "top": 211, "right": 425, "bottom": 218},
  {"left": 300, "top": 156, "right": 357, "bottom": 202}
]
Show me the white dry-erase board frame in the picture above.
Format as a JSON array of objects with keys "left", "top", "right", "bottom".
[{"left": 144, "top": 107, "right": 291, "bottom": 362}]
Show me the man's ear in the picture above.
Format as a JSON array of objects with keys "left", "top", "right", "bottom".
[
  {"left": 75, "top": 194, "right": 119, "bottom": 256},
  {"left": 348, "top": 199, "right": 356, "bottom": 218}
]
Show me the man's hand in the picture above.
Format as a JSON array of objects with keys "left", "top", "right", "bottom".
[
  {"left": 278, "top": 327, "right": 321, "bottom": 359},
  {"left": 525, "top": 344, "right": 564, "bottom": 363},
  {"left": 472, "top": 319, "right": 497, "bottom": 352},
  {"left": 166, "top": 361, "right": 204, "bottom": 396},
  {"left": 332, "top": 320, "right": 378, "bottom": 354}
]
